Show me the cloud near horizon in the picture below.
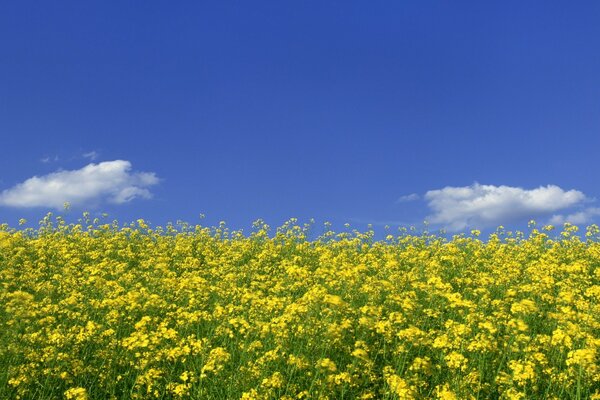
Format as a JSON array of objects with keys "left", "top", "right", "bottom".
[
  {"left": 549, "top": 207, "right": 600, "bottom": 226},
  {"left": 424, "top": 183, "right": 589, "bottom": 231},
  {"left": 396, "top": 193, "right": 420, "bottom": 203},
  {"left": 0, "top": 160, "right": 160, "bottom": 210}
]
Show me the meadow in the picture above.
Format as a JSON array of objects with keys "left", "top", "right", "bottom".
[{"left": 1, "top": 214, "right": 599, "bottom": 399}]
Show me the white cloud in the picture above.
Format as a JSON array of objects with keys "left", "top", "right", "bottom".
[
  {"left": 396, "top": 193, "right": 420, "bottom": 203},
  {"left": 40, "top": 155, "right": 59, "bottom": 163},
  {"left": 424, "top": 183, "right": 587, "bottom": 231},
  {"left": 82, "top": 151, "right": 99, "bottom": 161},
  {"left": 549, "top": 207, "right": 600, "bottom": 226},
  {"left": 0, "top": 160, "right": 160, "bottom": 210}
]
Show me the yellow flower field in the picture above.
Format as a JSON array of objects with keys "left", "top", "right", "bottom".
[{"left": 1, "top": 214, "right": 599, "bottom": 399}]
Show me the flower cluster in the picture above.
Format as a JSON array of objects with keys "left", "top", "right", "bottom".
[{"left": 1, "top": 215, "right": 599, "bottom": 399}]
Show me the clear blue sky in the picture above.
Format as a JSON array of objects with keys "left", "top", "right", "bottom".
[{"left": 1, "top": 1, "right": 599, "bottom": 234}]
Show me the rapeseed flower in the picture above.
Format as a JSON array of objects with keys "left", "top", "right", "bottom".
[{"left": 1, "top": 216, "right": 599, "bottom": 399}]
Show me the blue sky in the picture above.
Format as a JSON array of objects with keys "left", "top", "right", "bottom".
[{"left": 1, "top": 1, "right": 600, "bottom": 234}]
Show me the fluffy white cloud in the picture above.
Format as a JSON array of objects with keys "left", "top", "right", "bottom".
[
  {"left": 549, "top": 207, "right": 600, "bottom": 226},
  {"left": 424, "top": 183, "right": 587, "bottom": 231},
  {"left": 396, "top": 193, "right": 420, "bottom": 203},
  {"left": 0, "top": 160, "right": 159, "bottom": 210}
]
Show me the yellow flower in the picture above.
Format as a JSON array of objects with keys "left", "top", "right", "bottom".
[
  {"left": 444, "top": 352, "right": 468, "bottom": 372},
  {"left": 241, "top": 389, "right": 260, "bottom": 400},
  {"left": 64, "top": 387, "right": 88, "bottom": 400},
  {"left": 317, "top": 358, "right": 337, "bottom": 372},
  {"left": 566, "top": 348, "right": 597, "bottom": 372},
  {"left": 435, "top": 383, "right": 457, "bottom": 400},
  {"left": 3, "top": 215, "right": 600, "bottom": 398},
  {"left": 508, "top": 360, "right": 536, "bottom": 386},
  {"left": 510, "top": 299, "right": 538, "bottom": 315},
  {"left": 383, "top": 367, "right": 415, "bottom": 399},
  {"left": 262, "top": 372, "right": 284, "bottom": 389},
  {"left": 201, "top": 347, "right": 231, "bottom": 378}
]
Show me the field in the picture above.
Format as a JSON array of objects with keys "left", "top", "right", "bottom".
[{"left": 1, "top": 215, "right": 599, "bottom": 399}]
